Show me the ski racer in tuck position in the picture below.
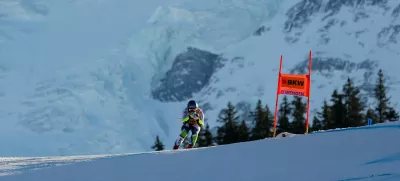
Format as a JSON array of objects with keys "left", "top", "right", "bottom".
[{"left": 173, "top": 100, "right": 205, "bottom": 149}]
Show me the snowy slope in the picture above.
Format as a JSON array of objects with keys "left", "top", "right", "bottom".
[
  {"left": 1, "top": 122, "right": 400, "bottom": 181},
  {"left": 1, "top": 0, "right": 400, "bottom": 156}
]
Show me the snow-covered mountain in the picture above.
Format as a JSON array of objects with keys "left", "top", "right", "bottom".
[{"left": 0, "top": 0, "right": 399, "bottom": 156}]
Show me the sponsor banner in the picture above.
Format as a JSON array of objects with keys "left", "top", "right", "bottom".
[
  {"left": 280, "top": 90, "right": 305, "bottom": 96},
  {"left": 273, "top": 50, "right": 312, "bottom": 137},
  {"left": 281, "top": 76, "right": 306, "bottom": 89}
]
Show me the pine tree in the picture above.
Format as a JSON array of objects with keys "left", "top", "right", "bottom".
[
  {"left": 291, "top": 96, "right": 307, "bottom": 134},
  {"left": 204, "top": 124, "right": 215, "bottom": 146},
  {"left": 264, "top": 104, "right": 274, "bottom": 136},
  {"left": 311, "top": 116, "right": 323, "bottom": 132},
  {"left": 374, "top": 69, "right": 391, "bottom": 123},
  {"left": 387, "top": 107, "right": 399, "bottom": 122},
  {"left": 329, "top": 89, "right": 346, "bottom": 128},
  {"left": 373, "top": 70, "right": 400, "bottom": 122},
  {"left": 277, "top": 96, "right": 292, "bottom": 134},
  {"left": 197, "top": 123, "right": 215, "bottom": 147},
  {"left": 342, "top": 78, "right": 365, "bottom": 127},
  {"left": 250, "top": 100, "right": 273, "bottom": 140},
  {"left": 216, "top": 101, "right": 240, "bottom": 145},
  {"left": 238, "top": 120, "right": 250, "bottom": 142},
  {"left": 318, "top": 100, "right": 332, "bottom": 130},
  {"left": 151, "top": 135, "right": 165, "bottom": 151},
  {"left": 251, "top": 100, "right": 266, "bottom": 125}
]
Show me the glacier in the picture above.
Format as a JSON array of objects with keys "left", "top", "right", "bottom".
[
  {"left": 0, "top": 0, "right": 400, "bottom": 156},
  {"left": 0, "top": 122, "right": 399, "bottom": 181}
]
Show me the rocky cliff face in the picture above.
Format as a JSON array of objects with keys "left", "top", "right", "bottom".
[{"left": 151, "top": 47, "right": 227, "bottom": 102}]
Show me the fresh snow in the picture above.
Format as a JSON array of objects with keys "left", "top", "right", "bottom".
[{"left": 0, "top": 122, "right": 399, "bottom": 181}]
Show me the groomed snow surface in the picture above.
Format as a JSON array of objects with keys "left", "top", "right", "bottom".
[{"left": 0, "top": 122, "right": 399, "bottom": 181}]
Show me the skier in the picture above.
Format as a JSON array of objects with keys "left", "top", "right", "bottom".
[{"left": 173, "top": 100, "right": 205, "bottom": 149}]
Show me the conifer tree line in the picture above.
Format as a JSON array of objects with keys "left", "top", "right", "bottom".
[{"left": 152, "top": 69, "right": 399, "bottom": 151}]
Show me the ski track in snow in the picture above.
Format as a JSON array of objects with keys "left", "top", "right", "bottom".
[{"left": 0, "top": 122, "right": 399, "bottom": 181}]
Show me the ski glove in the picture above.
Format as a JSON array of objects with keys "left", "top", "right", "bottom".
[{"left": 182, "top": 116, "right": 204, "bottom": 127}]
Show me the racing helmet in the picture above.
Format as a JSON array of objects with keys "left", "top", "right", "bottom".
[{"left": 187, "top": 100, "right": 198, "bottom": 111}]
